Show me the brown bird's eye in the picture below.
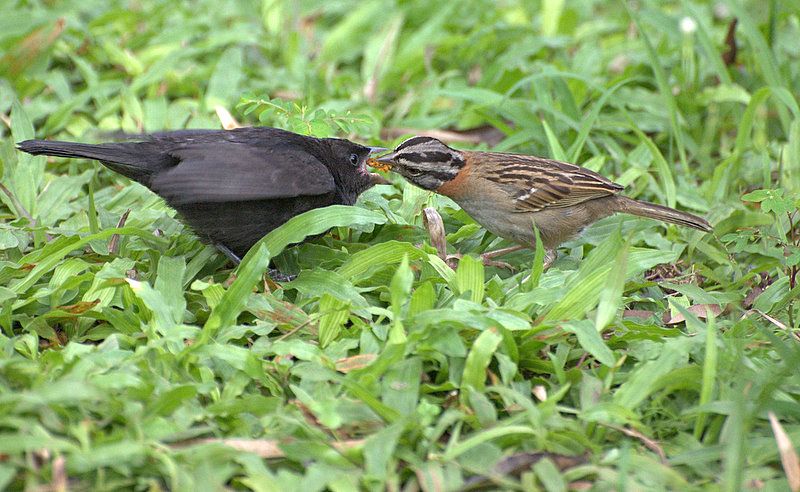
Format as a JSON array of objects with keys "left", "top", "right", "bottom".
[{"left": 349, "top": 153, "right": 359, "bottom": 166}]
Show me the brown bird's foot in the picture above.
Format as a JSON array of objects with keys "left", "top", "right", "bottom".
[
  {"left": 542, "top": 248, "right": 557, "bottom": 270},
  {"left": 481, "top": 256, "right": 516, "bottom": 270},
  {"left": 477, "top": 244, "right": 525, "bottom": 271},
  {"left": 443, "top": 252, "right": 516, "bottom": 271}
]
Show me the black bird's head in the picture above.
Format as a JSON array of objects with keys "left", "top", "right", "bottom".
[
  {"left": 369, "top": 136, "right": 465, "bottom": 191},
  {"left": 321, "top": 138, "right": 387, "bottom": 197}
]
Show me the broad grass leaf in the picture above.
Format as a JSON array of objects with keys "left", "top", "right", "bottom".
[
  {"left": 443, "top": 425, "right": 537, "bottom": 461},
  {"left": 381, "top": 356, "right": 421, "bottom": 415},
  {"left": 203, "top": 244, "right": 271, "bottom": 336},
  {"left": 154, "top": 256, "right": 186, "bottom": 326},
  {"left": 456, "top": 254, "right": 484, "bottom": 304},
  {"left": 409, "top": 281, "right": 436, "bottom": 316},
  {"left": 320, "top": 1, "right": 384, "bottom": 63},
  {"left": 205, "top": 46, "right": 243, "bottom": 108},
  {"left": 534, "top": 457, "right": 567, "bottom": 492},
  {"left": 11, "top": 99, "right": 43, "bottom": 217},
  {"left": 544, "top": 244, "right": 678, "bottom": 322},
  {"left": 629, "top": 122, "right": 677, "bottom": 209},
  {"left": 318, "top": 293, "right": 350, "bottom": 348},
  {"left": 11, "top": 227, "right": 153, "bottom": 299},
  {"left": 284, "top": 269, "right": 370, "bottom": 317},
  {"left": 426, "top": 253, "right": 457, "bottom": 289},
  {"left": 251, "top": 205, "right": 386, "bottom": 262},
  {"left": 613, "top": 337, "right": 692, "bottom": 410},
  {"left": 595, "top": 239, "right": 629, "bottom": 330},
  {"left": 389, "top": 255, "right": 413, "bottom": 343},
  {"left": 563, "top": 320, "right": 615, "bottom": 367},
  {"left": 625, "top": 5, "right": 688, "bottom": 172},
  {"left": 461, "top": 327, "right": 502, "bottom": 393},
  {"left": 148, "top": 385, "right": 197, "bottom": 417},
  {"left": 364, "top": 423, "right": 404, "bottom": 481},
  {"left": 541, "top": 118, "right": 566, "bottom": 161},
  {"left": 338, "top": 241, "right": 425, "bottom": 282}
]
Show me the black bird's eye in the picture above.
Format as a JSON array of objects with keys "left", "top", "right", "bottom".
[{"left": 349, "top": 153, "right": 359, "bottom": 166}]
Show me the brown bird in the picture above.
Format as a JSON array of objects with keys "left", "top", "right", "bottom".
[
  {"left": 370, "top": 136, "right": 712, "bottom": 269},
  {"left": 18, "top": 127, "right": 386, "bottom": 263}
]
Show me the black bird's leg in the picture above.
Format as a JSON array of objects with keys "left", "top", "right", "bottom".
[
  {"left": 215, "top": 241, "right": 296, "bottom": 282},
  {"left": 215, "top": 243, "right": 241, "bottom": 264}
]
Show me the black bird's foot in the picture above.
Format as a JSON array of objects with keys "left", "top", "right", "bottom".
[{"left": 268, "top": 268, "right": 296, "bottom": 283}]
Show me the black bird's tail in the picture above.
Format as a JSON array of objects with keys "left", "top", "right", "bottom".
[{"left": 16, "top": 139, "right": 171, "bottom": 185}]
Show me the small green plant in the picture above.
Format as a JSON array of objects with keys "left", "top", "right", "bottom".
[
  {"left": 237, "top": 95, "right": 378, "bottom": 138},
  {"left": 740, "top": 187, "right": 800, "bottom": 326}
]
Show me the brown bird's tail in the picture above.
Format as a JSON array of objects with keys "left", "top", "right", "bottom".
[{"left": 614, "top": 196, "right": 712, "bottom": 232}]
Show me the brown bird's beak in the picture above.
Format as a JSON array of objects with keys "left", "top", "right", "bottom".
[
  {"left": 365, "top": 147, "right": 392, "bottom": 184},
  {"left": 367, "top": 152, "right": 395, "bottom": 172}
]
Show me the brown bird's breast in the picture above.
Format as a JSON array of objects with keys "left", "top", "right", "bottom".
[{"left": 435, "top": 152, "right": 473, "bottom": 199}]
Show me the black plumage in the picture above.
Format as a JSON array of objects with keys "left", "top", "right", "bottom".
[{"left": 17, "top": 127, "right": 380, "bottom": 261}]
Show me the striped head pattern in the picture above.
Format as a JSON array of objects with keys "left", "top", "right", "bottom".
[{"left": 377, "top": 136, "right": 465, "bottom": 190}]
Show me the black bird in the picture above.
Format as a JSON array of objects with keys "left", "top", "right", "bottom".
[{"left": 18, "top": 127, "right": 385, "bottom": 262}]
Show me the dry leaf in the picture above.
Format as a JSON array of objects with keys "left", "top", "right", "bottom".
[
  {"left": 664, "top": 304, "right": 722, "bottom": 325},
  {"left": 215, "top": 105, "right": 240, "bottom": 130},
  {"left": 769, "top": 412, "right": 800, "bottom": 492},
  {"left": 57, "top": 300, "right": 100, "bottom": 315},
  {"left": 171, "top": 438, "right": 364, "bottom": 458},
  {"left": 623, "top": 309, "right": 657, "bottom": 319},
  {"left": 108, "top": 209, "right": 130, "bottom": 255},
  {"left": 382, "top": 125, "right": 505, "bottom": 147},
  {"left": 52, "top": 455, "right": 67, "bottom": 492},
  {"left": 602, "top": 423, "right": 666, "bottom": 464},
  {"left": 335, "top": 354, "right": 377, "bottom": 373},
  {"left": 422, "top": 207, "right": 447, "bottom": 260}
]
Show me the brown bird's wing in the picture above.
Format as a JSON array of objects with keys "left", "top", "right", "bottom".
[
  {"left": 480, "top": 153, "right": 623, "bottom": 212},
  {"left": 150, "top": 143, "right": 335, "bottom": 205}
]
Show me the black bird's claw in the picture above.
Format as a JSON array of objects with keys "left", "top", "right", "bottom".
[{"left": 268, "top": 269, "right": 296, "bottom": 283}]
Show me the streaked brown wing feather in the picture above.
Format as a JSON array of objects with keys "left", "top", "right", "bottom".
[{"left": 476, "top": 152, "right": 623, "bottom": 212}]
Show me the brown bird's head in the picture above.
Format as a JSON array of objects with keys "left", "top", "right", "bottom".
[{"left": 369, "top": 136, "right": 465, "bottom": 191}]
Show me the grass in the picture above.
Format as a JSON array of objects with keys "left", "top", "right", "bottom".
[{"left": 1, "top": 0, "right": 800, "bottom": 490}]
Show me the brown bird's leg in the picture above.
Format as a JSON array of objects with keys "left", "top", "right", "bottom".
[
  {"left": 422, "top": 207, "right": 517, "bottom": 270},
  {"left": 542, "top": 248, "right": 557, "bottom": 270},
  {"left": 481, "top": 245, "right": 524, "bottom": 260}
]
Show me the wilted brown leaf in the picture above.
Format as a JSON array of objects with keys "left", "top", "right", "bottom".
[
  {"left": 57, "top": 300, "right": 100, "bottom": 315},
  {"left": 171, "top": 437, "right": 364, "bottom": 458},
  {"left": 0, "top": 19, "right": 66, "bottom": 77},
  {"left": 108, "top": 209, "right": 130, "bottom": 255},
  {"left": 664, "top": 304, "right": 722, "bottom": 325},
  {"left": 769, "top": 412, "right": 800, "bottom": 492},
  {"left": 422, "top": 207, "right": 447, "bottom": 260},
  {"left": 335, "top": 353, "right": 377, "bottom": 373},
  {"left": 382, "top": 125, "right": 506, "bottom": 147}
]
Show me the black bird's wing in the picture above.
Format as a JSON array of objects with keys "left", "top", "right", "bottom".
[{"left": 151, "top": 143, "right": 336, "bottom": 205}]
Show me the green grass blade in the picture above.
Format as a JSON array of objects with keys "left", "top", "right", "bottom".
[
  {"left": 455, "top": 254, "right": 484, "bottom": 304},
  {"left": 202, "top": 244, "right": 271, "bottom": 337}
]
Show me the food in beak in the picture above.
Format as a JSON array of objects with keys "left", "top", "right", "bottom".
[{"left": 367, "top": 156, "right": 393, "bottom": 172}]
